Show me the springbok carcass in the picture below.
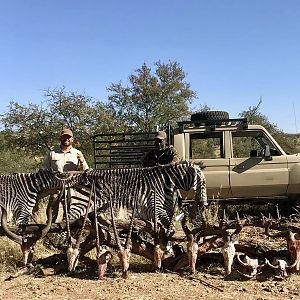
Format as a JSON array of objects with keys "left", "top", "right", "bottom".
[
  {"left": 237, "top": 254, "right": 265, "bottom": 279},
  {"left": 287, "top": 231, "right": 300, "bottom": 272},
  {"left": 0, "top": 169, "right": 86, "bottom": 266},
  {"left": 265, "top": 223, "right": 300, "bottom": 272},
  {"left": 219, "top": 212, "right": 243, "bottom": 276},
  {"left": 62, "top": 162, "right": 207, "bottom": 276},
  {"left": 65, "top": 182, "right": 134, "bottom": 279},
  {"left": 181, "top": 212, "right": 201, "bottom": 274},
  {"left": 266, "top": 257, "right": 296, "bottom": 279},
  {"left": 0, "top": 201, "right": 52, "bottom": 265}
]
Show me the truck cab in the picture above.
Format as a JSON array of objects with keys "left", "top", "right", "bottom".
[{"left": 175, "top": 113, "right": 300, "bottom": 203}]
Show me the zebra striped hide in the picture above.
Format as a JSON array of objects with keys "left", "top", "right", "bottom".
[
  {"left": 66, "top": 162, "right": 207, "bottom": 231},
  {"left": 0, "top": 169, "right": 87, "bottom": 225}
]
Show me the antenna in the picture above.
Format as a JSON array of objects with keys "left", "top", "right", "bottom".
[{"left": 293, "top": 102, "right": 298, "bottom": 133}]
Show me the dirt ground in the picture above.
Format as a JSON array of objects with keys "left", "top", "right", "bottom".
[
  {"left": 1, "top": 266, "right": 300, "bottom": 300},
  {"left": 1, "top": 226, "right": 300, "bottom": 299}
]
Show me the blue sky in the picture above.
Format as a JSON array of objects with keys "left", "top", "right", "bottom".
[{"left": 1, "top": 0, "right": 300, "bottom": 133}]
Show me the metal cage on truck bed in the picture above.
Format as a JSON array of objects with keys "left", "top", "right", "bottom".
[{"left": 93, "top": 132, "right": 157, "bottom": 169}]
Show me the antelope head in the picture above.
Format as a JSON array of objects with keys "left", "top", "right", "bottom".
[
  {"left": 220, "top": 211, "right": 242, "bottom": 276},
  {"left": 97, "top": 249, "right": 113, "bottom": 280},
  {"left": 66, "top": 236, "right": 80, "bottom": 272},
  {"left": 287, "top": 231, "right": 300, "bottom": 272},
  {"left": 265, "top": 221, "right": 300, "bottom": 272},
  {"left": 237, "top": 254, "right": 265, "bottom": 279},
  {"left": 181, "top": 213, "right": 201, "bottom": 274},
  {"left": 266, "top": 257, "right": 296, "bottom": 279},
  {"left": 110, "top": 200, "right": 134, "bottom": 279},
  {"left": 1, "top": 203, "right": 53, "bottom": 266}
]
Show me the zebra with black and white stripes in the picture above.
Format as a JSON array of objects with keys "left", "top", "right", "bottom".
[
  {"left": 61, "top": 162, "right": 207, "bottom": 274},
  {"left": 0, "top": 169, "right": 87, "bottom": 265},
  {"left": 66, "top": 161, "right": 206, "bottom": 228}
]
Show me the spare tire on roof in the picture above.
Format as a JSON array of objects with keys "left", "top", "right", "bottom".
[{"left": 191, "top": 111, "right": 229, "bottom": 121}]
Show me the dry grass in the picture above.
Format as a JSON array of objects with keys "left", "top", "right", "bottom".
[
  {"left": 0, "top": 199, "right": 59, "bottom": 274},
  {"left": 0, "top": 237, "right": 23, "bottom": 273}
]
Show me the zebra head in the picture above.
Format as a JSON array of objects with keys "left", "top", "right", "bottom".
[
  {"left": 164, "top": 162, "right": 207, "bottom": 221},
  {"left": 165, "top": 162, "right": 207, "bottom": 204}
]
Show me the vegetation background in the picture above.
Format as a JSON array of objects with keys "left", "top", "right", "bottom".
[
  {"left": 1, "top": 60, "right": 299, "bottom": 175},
  {"left": 1, "top": 61, "right": 300, "bottom": 300}
]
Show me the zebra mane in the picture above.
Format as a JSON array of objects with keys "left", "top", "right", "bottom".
[
  {"left": 7, "top": 169, "right": 58, "bottom": 178},
  {"left": 84, "top": 161, "right": 200, "bottom": 175}
]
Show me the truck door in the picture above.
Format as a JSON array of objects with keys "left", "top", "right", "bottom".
[
  {"left": 188, "top": 131, "right": 230, "bottom": 199},
  {"left": 229, "top": 130, "right": 288, "bottom": 198}
]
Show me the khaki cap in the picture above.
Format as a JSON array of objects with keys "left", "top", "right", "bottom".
[
  {"left": 60, "top": 128, "right": 73, "bottom": 137},
  {"left": 155, "top": 131, "right": 167, "bottom": 140}
]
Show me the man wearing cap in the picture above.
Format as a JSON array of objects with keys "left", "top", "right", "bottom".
[
  {"left": 42, "top": 128, "right": 89, "bottom": 171},
  {"left": 142, "top": 130, "right": 178, "bottom": 167},
  {"left": 41, "top": 128, "right": 89, "bottom": 222}
]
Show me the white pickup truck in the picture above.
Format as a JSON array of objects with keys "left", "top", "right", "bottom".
[{"left": 174, "top": 111, "right": 300, "bottom": 204}]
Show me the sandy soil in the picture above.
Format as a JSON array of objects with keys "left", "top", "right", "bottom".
[
  {"left": 1, "top": 258, "right": 300, "bottom": 300},
  {"left": 1, "top": 223, "right": 300, "bottom": 299}
]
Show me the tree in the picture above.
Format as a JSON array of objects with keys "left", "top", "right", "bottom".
[
  {"left": 1, "top": 101, "right": 51, "bottom": 157},
  {"left": 107, "top": 61, "right": 197, "bottom": 132},
  {"left": 0, "top": 88, "right": 120, "bottom": 166},
  {"left": 239, "top": 98, "right": 297, "bottom": 154}
]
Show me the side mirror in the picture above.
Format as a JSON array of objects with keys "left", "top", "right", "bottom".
[{"left": 263, "top": 145, "right": 272, "bottom": 161}]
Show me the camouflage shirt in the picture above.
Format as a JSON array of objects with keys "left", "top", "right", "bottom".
[{"left": 142, "top": 146, "right": 178, "bottom": 167}]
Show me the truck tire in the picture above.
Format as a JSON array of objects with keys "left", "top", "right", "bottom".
[{"left": 191, "top": 111, "right": 229, "bottom": 121}]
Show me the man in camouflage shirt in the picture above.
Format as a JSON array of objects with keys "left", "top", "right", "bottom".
[{"left": 142, "top": 131, "right": 178, "bottom": 167}]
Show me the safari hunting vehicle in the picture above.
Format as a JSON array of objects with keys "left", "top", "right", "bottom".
[{"left": 93, "top": 111, "right": 300, "bottom": 209}]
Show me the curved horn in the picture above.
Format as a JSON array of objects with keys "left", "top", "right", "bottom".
[
  {"left": 74, "top": 181, "right": 94, "bottom": 250},
  {"left": 94, "top": 182, "right": 101, "bottom": 253},
  {"left": 37, "top": 204, "right": 53, "bottom": 239},
  {"left": 125, "top": 199, "right": 136, "bottom": 250},
  {"left": 236, "top": 211, "right": 240, "bottom": 222},
  {"left": 236, "top": 269, "right": 256, "bottom": 279},
  {"left": 230, "top": 215, "right": 243, "bottom": 241},
  {"left": 288, "top": 231, "right": 297, "bottom": 242},
  {"left": 237, "top": 254, "right": 249, "bottom": 267},
  {"left": 0, "top": 205, "right": 22, "bottom": 245},
  {"left": 286, "top": 258, "right": 299, "bottom": 269},
  {"left": 40, "top": 205, "right": 53, "bottom": 238},
  {"left": 266, "top": 258, "right": 279, "bottom": 269},
  {"left": 109, "top": 180, "right": 122, "bottom": 250},
  {"left": 62, "top": 183, "right": 72, "bottom": 246},
  {"left": 124, "top": 175, "right": 139, "bottom": 250},
  {"left": 24, "top": 204, "right": 53, "bottom": 247}
]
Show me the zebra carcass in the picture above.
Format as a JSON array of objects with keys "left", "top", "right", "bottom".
[
  {"left": 0, "top": 169, "right": 86, "bottom": 265},
  {"left": 62, "top": 162, "right": 207, "bottom": 277}
]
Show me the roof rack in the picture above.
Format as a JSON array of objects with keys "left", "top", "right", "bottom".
[{"left": 177, "top": 118, "right": 248, "bottom": 133}]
